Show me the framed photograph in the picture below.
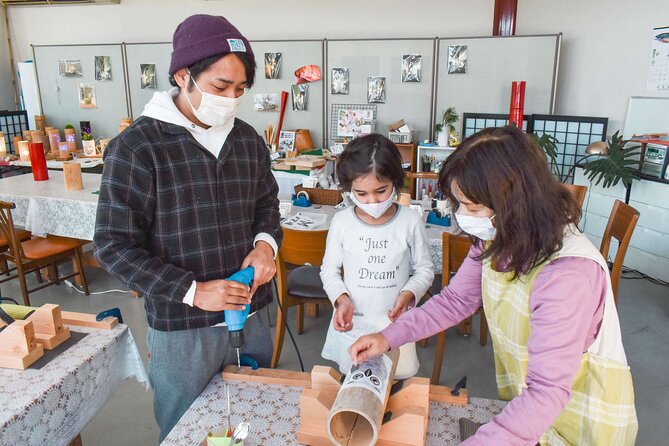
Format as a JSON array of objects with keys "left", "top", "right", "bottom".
[
  {"left": 331, "top": 67, "right": 349, "bottom": 94},
  {"left": 253, "top": 93, "right": 279, "bottom": 112},
  {"left": 264, "top": 52, "right": 282, "bottom": 79},
  {"left": 95, "top": 56, "right": 112, "bottom": 81},
  {"left": 337, "top": 108, "right": 375, "bottom": 138},
  {"left": 78, "top": 83, "right": 97, "bottom": 109},
  {"left": 448, "top": 45, "right": 468, "bottom": 74},
  {"left": 367, "top": 76, "right": 386, "bottom": 103},
  {"left": 401, "top": 54, "right": 422, "bottom": 82},
  {"left": 58, "top": 59, "right": 82, "bottom": 78},
  {"left": 140, "top": 64, "right": 157, "bottom": 89},
  {"left": 291, "top": 84, "right": 308, "bottom": 111},
  {"left": 278, "top": 130, "right": 296, "bottom": 153}
]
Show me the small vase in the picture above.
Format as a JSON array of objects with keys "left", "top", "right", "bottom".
[
  {"left": 423, "top": 163, "right": 431, "bottom": 173},
  {"left": 437, "top": 130, "right": 448, "bottom": 147}
]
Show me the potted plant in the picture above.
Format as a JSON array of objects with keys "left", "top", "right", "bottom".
[
  {"left": 533, "top": 130, "right": 641, "bottom": 200},
  {"left": 434, "top": 107, "right": 459, "bottom": 147}
]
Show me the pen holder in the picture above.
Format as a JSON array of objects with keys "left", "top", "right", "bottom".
[{"left": 426, "top": 210, "right": 451, "bottom": 227}]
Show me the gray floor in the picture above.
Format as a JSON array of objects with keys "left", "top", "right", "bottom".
[{"left": 2, "top": 263, "right": 667, "bottom": 445}]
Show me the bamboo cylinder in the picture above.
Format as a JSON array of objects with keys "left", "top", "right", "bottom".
[
  {"left": 327, "top": 349, "right": 400, "bottom": 446},
  {"left": 34, "top": 115, "right": 46, "bottom": 133}
]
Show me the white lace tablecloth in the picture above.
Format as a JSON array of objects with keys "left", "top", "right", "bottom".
[
  {"left": 0, "top": 170, "right": 101, "bottom": 240},
  {"left": 162, "top": 377, "right": 505, "bottom": 446},
  {"left": 0, "top": 324, "right": 148, "bottom": 446}
]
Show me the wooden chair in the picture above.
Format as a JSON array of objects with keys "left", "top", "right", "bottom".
[
  {"left": 599, "top": 200, "right": 640, "bottom": 306},
  {"left": 563, "top": 183, "right": 588, "bottom": 208},
  {"left": 0, "top": 201, "right": 90, "bottom": 306},
  {"left": 429, "top": 232, "right": 488, "bottom": 385},
  {"left": 271, "top": 227, "right": 330, "bottom": 368},
  {"left": 0, "top": 227, "right": 31, "bottom": 275}
]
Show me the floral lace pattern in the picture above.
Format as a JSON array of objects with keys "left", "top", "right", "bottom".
[
  {"left": 0, "top": 171, "right": 101, "bottom": 240},
  {"left": 161, "top": 378, "right": 505, "bottom": 446},
  {"left": 0, "top": 324, "right": 148, "bottom": 446}
]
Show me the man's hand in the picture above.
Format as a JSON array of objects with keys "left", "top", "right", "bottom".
[
  {"left": 192, "top": 279, "right": 251, "bottom": 312},
  {"left": 333, "top": 294, "right": 354, "bottom": 332},
  {"left": 388, "top": 290, "right": 416, "bottom": 322},
  {"left": 241, "top": 241, "right": 276, "bottom": 295},
  {"left": 349, "top": 333, "right": 390, "bottom": 366}
]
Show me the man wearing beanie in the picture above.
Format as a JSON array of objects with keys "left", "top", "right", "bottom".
[{"left": 94, "top": 15, "right": 281, "bottom": 439}]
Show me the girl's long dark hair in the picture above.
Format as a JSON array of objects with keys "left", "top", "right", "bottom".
[
  {"left": 439, "top": 125, "right": 581, "bottom": 278},
  {"left": 336, "top": 133, "right": 405, "bottom": 192}
]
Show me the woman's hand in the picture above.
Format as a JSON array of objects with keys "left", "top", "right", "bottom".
[
  {"left": 349, "top": 333, "right": 390, "bottom": 365},
  {"left": 334, "top": 294, "right": 354, "bottom": 332},
  {"left": 388, "top": 290, "right": 416, "bottom": 322}
]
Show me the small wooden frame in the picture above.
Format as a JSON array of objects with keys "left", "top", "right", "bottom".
[
  {"left": 220, "top": 366, "right": 468, "bottom": 446},
  {"left": 27, "top": 303, "right": 71, "bottom": 349},
  {"left": 0, "top": 319, "right": 44, "bottom": 369}
]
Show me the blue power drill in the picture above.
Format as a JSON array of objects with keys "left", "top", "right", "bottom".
[{"left": 224, "top": 266, "right": 254, "bottom": 367}]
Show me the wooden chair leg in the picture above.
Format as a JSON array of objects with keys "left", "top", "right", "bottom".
[
  {"left": 48, "top": 263, "right": 59, "bottom": 284},
  {"left": 68, "top": 433, "right": 83, "bottom": 446},
  {"left": 35, "top": 268, "right": 44, "bottom": 283},
  {"left": 431, "top": 331, "right": 447, "bottom": 385},
  {"left": 418, "top": 337, "right": 429, "bottom": 348},
  {"left": 271, "top": 305, "right": 287, "bottom": 368},
  {"left": 479, "top": 311, "right": 488, "bottom": 347},
  {"left": 17, "top": 266, "right": 31, "bottom": 307},
  {"left": 0, "top": 259, "right": 7, "bottom": 276},
  {"left": 458, "top": 316, "right": 473, "bottom": 336},
  {"left": 297, "top": 303, "right": 305, "bottom": 335},
  {"left": 74, "top": 248, "right": 90, "bottom": 295},
  {"left": 305, "top": 303, "right": 319, "bottom": 318}
]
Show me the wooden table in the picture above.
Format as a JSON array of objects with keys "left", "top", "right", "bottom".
[
  {"left": 161, "top": 367, "right": 506, "bottom": 446},
  {"left": 0, "top": 324, "right": 148, "bottom": 446}
]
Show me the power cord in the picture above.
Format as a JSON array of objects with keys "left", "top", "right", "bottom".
[
  {"left": 64, "top": 280, "right": 133, "bottom": 295},
  {"left": 271, "top": 277, "right": 305, "bottom": 372},
  {"left": 620, "top": 266, "right": 669, "bottom": 287}
]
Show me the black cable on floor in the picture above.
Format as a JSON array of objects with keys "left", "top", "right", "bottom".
[{"left": 271, "top": 278, "right": 305, "bottom": 372}]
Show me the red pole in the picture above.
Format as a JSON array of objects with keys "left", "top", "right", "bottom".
[
  {"left": 29, "top": 141, "right": 49, "bottom": 181},
  {"left": 509, "top": 81, "right": 526, "bottom": 129}
]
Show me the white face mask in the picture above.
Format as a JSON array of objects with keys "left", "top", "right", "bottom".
[
  {"left": 350, "top": 188, "right": 396, "bottom": 219},
  {"left": 455, "top": 212, "right": 497, "bottom": 240},
  {"left": 184, "top": 74, "right": 241, "bottom": 128}
]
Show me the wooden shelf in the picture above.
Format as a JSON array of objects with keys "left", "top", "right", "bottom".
[{"left": 408, "top": 172, "right": 438, "bottom": 179}]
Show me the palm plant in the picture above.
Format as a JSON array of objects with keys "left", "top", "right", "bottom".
[{"left": 434, "top": 107, "right": 459, "bottom": 136}]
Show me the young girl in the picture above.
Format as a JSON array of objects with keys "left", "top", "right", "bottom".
[
  {"left": 320, "top": 133, "right": 434, "bottom": 379},
  {"left": 350, "top": 126, "right": 638, "bottom": 445}
]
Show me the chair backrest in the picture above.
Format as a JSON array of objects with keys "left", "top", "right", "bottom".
[
  {"left": 441, "top": 232, "right": 473, "bottom": 287},
  {"left": 0, "top": 201, "right": 24, "bottom": 260},
  {"left": 562, "top": 183, "right": 588, "bottom": 208},
  {"left": 599, "top": 199, "right": 640, "bottom": 305},
  {"left": 279, "top": 227, "right": 328, "bottom": 267}
]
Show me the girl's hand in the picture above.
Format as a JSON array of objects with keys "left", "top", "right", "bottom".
[
  {"left": 388, "top": 290, "right": 415, "bottom": 322},
  {"left": 334, "top": 294, "right": 354, "bottom": 332},
  {"left": 349, "top": 333, "right": 390, "bottom": 365}
]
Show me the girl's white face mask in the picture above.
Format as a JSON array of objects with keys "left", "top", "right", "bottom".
[
  {"left": 350, "top": 188, "right": 396, "bottom": 219},
  {"left": 184, "top": 74, "right": 241, "bottom": 128},
  {"left": 455, "top": 212, "right": 497, "bottom": 240}
]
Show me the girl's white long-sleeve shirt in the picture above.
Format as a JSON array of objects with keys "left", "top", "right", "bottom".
[{"left": 320, "top": 204, "right": 435, "bottom": 322}]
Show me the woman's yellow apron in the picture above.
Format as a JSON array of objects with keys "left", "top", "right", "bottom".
[{"left": 481, "top": 227, "right": 638, "bottom": 445}]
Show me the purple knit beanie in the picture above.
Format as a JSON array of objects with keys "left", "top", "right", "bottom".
[{"left": 168, "top": 14, "right": 254, "bottom": 76}]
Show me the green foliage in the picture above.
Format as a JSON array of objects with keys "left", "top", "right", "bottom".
[
  {"left": 64, "top": 124, "right": 75, "bottom": 129},
  {"left": 583, "top": 131, "right": 641, "bottom": 189},
  {"left": 530, "top": 133, "right": 561, "bottom": 179},
  {"left": 435, "top": 107, "right": 459, "bottom": 134}
]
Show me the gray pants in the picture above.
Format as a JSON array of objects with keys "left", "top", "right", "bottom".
[{"left": 147, "top": 309, "right": 273, "bottom": 442}]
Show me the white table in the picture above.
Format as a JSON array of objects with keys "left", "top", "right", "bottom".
[
  {"left": 161, "top": 375, "right": 505, "bottom": 445},
  {"left": 0, "top": 171, "right": 101, "bottom": 240},
  {"left": 0, "top": 324, "right": 148, "bottom": 446}
]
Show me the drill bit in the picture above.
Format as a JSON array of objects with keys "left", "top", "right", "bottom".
[{"left": 236, "top": 348, "right": 241, "bottom": 368}]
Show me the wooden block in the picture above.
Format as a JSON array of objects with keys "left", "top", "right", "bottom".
[
  {"left": 377, "top": 407, "right": 426, "bottom": 446},
  {"left": 221, "top": 366, "right": 311, "bottom": 387},
  {"left": 61, "top": 311, "right": 118, "bottom": 329},
  {"left": 310, "top": 365, "right": 342, "bottom": 392},
  {"left": 63, "top": 161, "right": 83, "bottom": 191},
  {"left": 429, "top": 384, "right": 469, "bottom": 405},
  {"left": 28, "top": 303, "right": 71, "bottom": 350},
  {"left": 386, "top": 377, "right": 430, "bottom": 418},
  {"left": 296, "top": 423, "right": 336, "bottom": 446},
  {"left": 273, "top": 161, "right": 293, "bottom": 171},
  {"left": 0, "top": 320, "right": 44, "bottom": 369},
  {"left": 284, "top": 155, "right": 326, "bottom": 168}
]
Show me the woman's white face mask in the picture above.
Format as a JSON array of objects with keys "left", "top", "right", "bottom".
[
  {"left": 184, "top": 74, "right": 241, "bottom": 128},
  {"left": 350, "top": 188, "right": 396, "bottom": 219},
  {"left": 455, "top": 213, "right": 497, "bottom": 240}
]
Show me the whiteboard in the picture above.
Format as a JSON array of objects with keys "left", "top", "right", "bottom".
[
  {"left": 124, "top": 42, "right": 171, "bottom": 120},
  {"left": 238, "top": 40, "right": 324, "bottom": 148},
  {"left": 33, "top": 44, "right": 128, "bottom": 139},
  {"left": 623, "top": 96, "right": 669, "bottom": 139},
  {"left": 435, "top": 34, "right": 560, "bottom": 137},
  {"left": 326, "top": 38, "right": 435, "bottom": 145}
]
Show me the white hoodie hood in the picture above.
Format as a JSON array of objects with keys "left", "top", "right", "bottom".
[{"left": 141, "top": 87, "right": 235, "bottom": 158}]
